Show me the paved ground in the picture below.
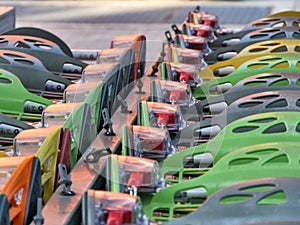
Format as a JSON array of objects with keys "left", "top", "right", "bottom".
[{"left": 0, "top": 0, "right": 299, "bottom": 64}]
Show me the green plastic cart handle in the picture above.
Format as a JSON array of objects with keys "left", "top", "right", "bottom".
[
  {"left": 63, "top": 102, "right": 94, "bottom": 168},
  {"left": 176, "top": 90, "right": 300, "bottom": 146},
  {"left": 109, "top": 154, "right": 121, "bottom": 193},
  {"left": 193, "top": 53, "right": 300, "bottom": 99},
  {"left": 161, "top": 111, "right": 300, "bottom": 181},
  {"left": 161, "top": 62, "right": 167, "bottom": 80},
  {"left": 201, "top": 39, "right": 300, "bottom": 80},
  {"left": 145, "top": 142, "right": 300, "bottom": 221},
  {"left": 122, "top": 125, "right": 128, "bottom": 156},
  {"left": 83, "top": 82, "right": 103, "bottom": 139},
  {"left": 184, "top": 72, "right": 300, "bottom": 122},
  {"left": 140, "top": 101, "right": 150, "bottom": 127},
  {"left": 205, "top": 38, "right": 300, "bottom": 65},
  {"left": 0, "top": 49, "right": 72, "bottom": 96},
  {"left": 0, "top": 68, "right": 53, "bottom": 121}
]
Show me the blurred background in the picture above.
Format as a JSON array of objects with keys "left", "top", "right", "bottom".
[{"left": 0, "top": 0, "right": 298, "bottom": 62}]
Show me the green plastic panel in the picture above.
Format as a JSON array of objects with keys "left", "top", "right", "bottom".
[
  {"left": 63, "top": 102, "right": 93, "bottom": 168},
  {"left": 161, "top": 111, "right": 300, "bottom": 181},
  {"left": 110, "top": 154, "right": 121, "bottom": 193},
  {"left": 0, "top": 68, "right": 54, "bottom": 121},
  {"left": 193, "top": 53, "right": 300, "bottom": 99},
  {"left": 83, "top": 82, "right": 103, "bottom": 139},
  {"left": 201, "top": 39, "right": 300, "bottom": 80},
  {"left": 0, "top": 49, "right": 72, "bottom": 98},
  {"left": 141, "top": 101, "right": 150, "bottom": 127},
  {"left": 145, "top": 142, "right": 300, "bottom": 221}
]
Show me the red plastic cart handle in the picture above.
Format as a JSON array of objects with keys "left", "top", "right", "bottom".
[
  {"left": 196, "top": 29, "right": 210, "bottom": 38},
  {"left": 169, "top": 90, "right": 181, "bottom": 103},
  {"left": 128, "top": 172, "right": 144, "bottom": 189},
  {"left": 107, "top": 210, "right": 131, "bottom": 225},
  {"left": 179, "top": 71, "right": 190, "bottom": 83},
  {"left": 157, "top": 113, "right": 170, "bottom": 127}
]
